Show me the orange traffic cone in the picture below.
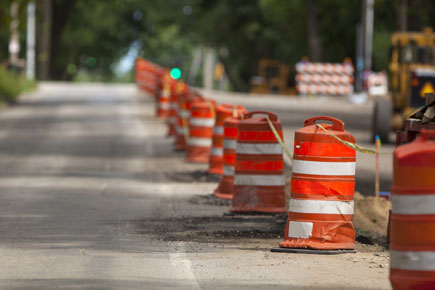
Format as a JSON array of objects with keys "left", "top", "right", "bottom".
[
  {"left": 185, "top": 99, "right": 216, "bottom": 163},
  {"left": 275, "top": 116, "right": 356, "bottom": 254},
  {"left": 208, "top": 104, "right": 247, "bottom": 175},
  {"left": 230, "top": 111, "right": 287, "bottom": 213}
]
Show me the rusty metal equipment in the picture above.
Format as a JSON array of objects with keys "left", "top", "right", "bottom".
[{"left": 372, "top": 27, "right": 435, "bottom": 143}]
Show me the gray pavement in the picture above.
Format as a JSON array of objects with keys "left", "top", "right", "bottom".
[{"left": 0, "top": 83, "right": 390, "bottom": 289}]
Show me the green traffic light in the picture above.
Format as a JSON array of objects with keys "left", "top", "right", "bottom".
[{"left": 170, "top": 67, "right": 182, "bottom": 79}]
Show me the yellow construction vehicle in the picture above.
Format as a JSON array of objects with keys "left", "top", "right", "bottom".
[
  {"left": 250, "top": 58, "right": 294, "bottom": 95},
  {"left": 372, "top": 27, "right": 435, "bottom": 142}
]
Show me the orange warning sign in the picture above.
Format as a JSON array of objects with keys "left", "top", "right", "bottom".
[{"left": 420, "top": 82, "right": 434, "bottom": 98}]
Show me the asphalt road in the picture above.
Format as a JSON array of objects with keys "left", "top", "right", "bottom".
[{"left": 0, "top": 83, "right": 390, "bottom": 289}]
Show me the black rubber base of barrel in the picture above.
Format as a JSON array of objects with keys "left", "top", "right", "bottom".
[{"left": 271, "top": 247, "right": 356, "bottom": 255}]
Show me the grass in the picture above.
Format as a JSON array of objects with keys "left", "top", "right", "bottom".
[{"left": 0, "top": 67, "right": 37, "bottom": 104}]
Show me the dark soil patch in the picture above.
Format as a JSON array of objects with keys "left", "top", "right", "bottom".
[
  {"left": 189, "top": 194, "right": 232, "bottom": 206},
  {"left": 166, "top": 170, "right": 221, "bottom": 183},
  {"left": 131, "top": 214, "right": 287, "bottom": 243},
  {"left": 130, "top": 213, "right": 387, "bottom": 252},
  {"left": 355, "top": 228, "right": 387, "bottom": 252}
]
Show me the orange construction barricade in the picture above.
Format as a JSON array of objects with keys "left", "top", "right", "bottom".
[
  {"left": 390, "top": 129, "right": 435, "bottom": 290},
  {"left": 276, "top": 116, "right": 356, "bottom": 253},
  {"left": 214, "top": 116, "right": 241, "bottom": 199},
  {"left": 185, "top": 99, "right": 216, "bottom": 163},
  {"left": 208, "top": 104, "right": 246, "bottom": 175},
  {"left": 230, "top": 111, "right": 287, "bottom": 213}
]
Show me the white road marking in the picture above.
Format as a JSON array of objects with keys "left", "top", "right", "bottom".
[{"left": 169, "top": 242, "right": 201, "bottom": 290}]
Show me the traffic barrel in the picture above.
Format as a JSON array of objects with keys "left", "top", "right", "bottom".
[
  {"left": 185, "top": 99, "right": 216, "bottom": 163},
  {"left": 214, "top": 116, "right": 241, "bottom": 199},
  {"left": 278, "top": 116, "right": 356, "bottom": 252},
  {"left": 230, "top": 111, "right": 287, "bottom": 213},
  {"left": 390, "top": 129, "right": 435, "bottom": 290},
  {"left": 167, "top": 82, "right": 187, "bottom": 136},
  {"left": 154, "top": 66, "right": 165, "bottom": 101},
  {"left": 135, "top": 58, "right": 150, "bottom": 93},
  {"left": 156, "top": 72, "right": 172, "bottom": 119},
  {"left": 208, "top": 104, "right": 247, "bottom": 175},
  {"left": 174, "top": 91, "right": 202, "bottom": 151}
]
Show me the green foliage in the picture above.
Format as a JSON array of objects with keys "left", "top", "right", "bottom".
[
  {"left": 2, "top": 0, "right": 435, "bottom": 90},
  {"left": 0, "top": 67, "right": 36, "bottom": 103},
  {"left": 372, "top": 29, "right": 391, "bottom": 72}
]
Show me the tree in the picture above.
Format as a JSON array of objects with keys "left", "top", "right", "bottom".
[{"left": 307, "top": 0, "right": 322, "bottom": 61}]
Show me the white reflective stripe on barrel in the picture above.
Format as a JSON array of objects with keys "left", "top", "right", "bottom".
[
  {"left": 392, "top": 194, "right": 435, "bottom": 215},
  {"left": 211, "top": 147, "right": 223, "bottom": 156},
  {"left": 188, "top": 137, "right": 212, "bottom": 147},
  {"left": 189, "top": 117, "right": 215, "bottom": 127},
  {"left": 288, "top": 221, "right": 313, "bottom": 238},
  {"left": 159, "top": 102, "right": 170, "bottom": 110},
  {"left": 223, "top": 139, "right": 237, "bottom": 150},
  {"left": 214, "top": 126, "right": 224, "bottom": 135},
  {"left": 176, "top": 126, "right": 185, "bottom": 135},
  {"left": 292, "top": 160, "right": 355, "bottom": 176},
  {"left": 234, "top": 174, "right": 285, "bottom": 186},
  {"left": 168, "top": 116, "right": 176, "bottom": 124},
  {"left": 162, "top": 89, "right": 170, "bottom": 98},
  {"left": 170, "top": 103, "right": 178, "bottom": 109},
  {"left": 180, "top": 110, "right": 190, "bottom": 118},
  {"left": 236, "top": 143, "right": 282, "bottom": 155},
  {"left": 289, "top": 199, "right": 354, "bottom": 215},
  {"left": 391, "top": 250, "right": 435, "bottom": 271},
  {"left": 223, "top": 166, "right": 234, "bottom": 176}
]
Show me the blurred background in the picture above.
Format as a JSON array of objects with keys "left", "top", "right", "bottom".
[{"left": 1, "top": 0, "right": 434, "bottom": 86}]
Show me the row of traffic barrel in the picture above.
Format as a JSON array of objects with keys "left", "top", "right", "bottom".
[{"left": 135, "top": 58, "right": 435, "bottom": 290}]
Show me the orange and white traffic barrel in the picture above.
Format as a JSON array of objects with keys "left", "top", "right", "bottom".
[
  {"left": 230, "top": 111, "right": 287, "bottom": 213},
  {"left": 214, "top": 116, "right": 241, "bottom": 199},
  {"left": 390, "top": 129, "right": 435, "bottom": 290},
  {"left": 174, "top": 91, "right": 202, "bottom": 151},
  {"left": 154, "top": 66, "right": 165, "bottom": 100},
  {"left": 166, "top": 86, "right": 178, "bottom": 136},
  {"left": 156, "top": 72, "right": 172, "bottom": 119},
  {"left": 167, "top": 82, "right": 187, "bottom": 136},
  {"left": 278, "top": 116, "right": 356, "bottom": 252},
  {"left": 135, "top": 59, "right": 151, "bottom": 94},
  {"left": 208, "top": 104, "right": 247, "bottom": 175},
  {"left": 185, "top": 99, "right": 216, "bottom": 163}
]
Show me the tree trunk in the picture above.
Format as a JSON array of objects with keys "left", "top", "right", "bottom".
[
  {"left": 307, "top": 0, "right": 322, "bottom": 62},
  {"left": 50, "top": 0, "right": 77, "bottom": 80},
  {"left": 36, "top": 0, "right": 52, "bottom": 80},
  {"left": 218, "top": 56, "right": 246, "bottom": 92},
  {"left": 397, "top": 0, "right": 407, "bottom": 31}
]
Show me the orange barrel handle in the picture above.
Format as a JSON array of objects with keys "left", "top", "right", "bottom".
[
  {"left": 304, "top": 116, "right": 344, "bottom": 131},
  {"left": 243, "top": 111, "right": 278, "bottom": 121},
  {"left": 420, "top": 129, "right": 435, "bottom": 140},
  {"left": 221, "top": 104, "right": 235, "bottom": 110}
]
